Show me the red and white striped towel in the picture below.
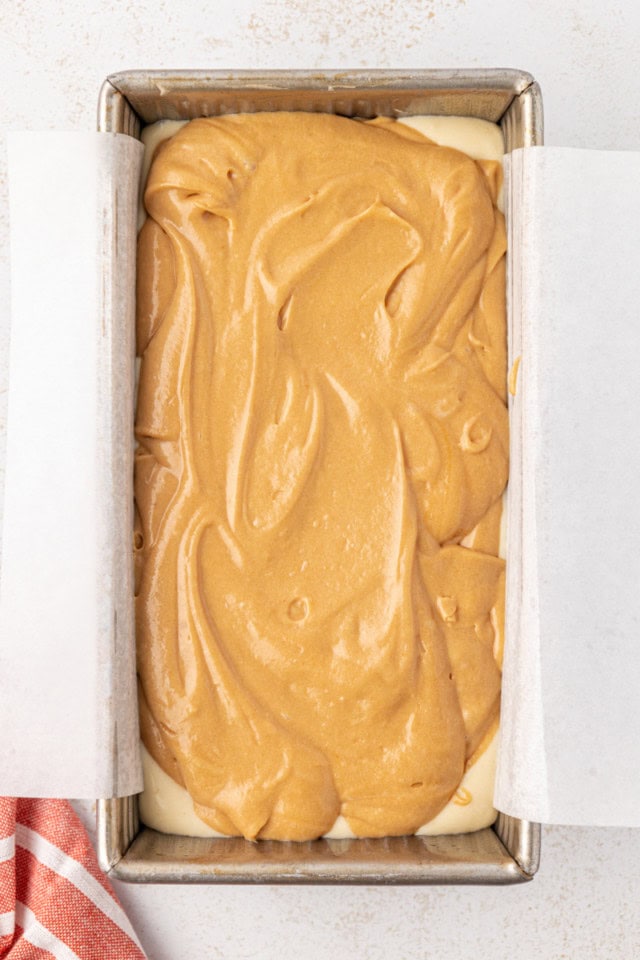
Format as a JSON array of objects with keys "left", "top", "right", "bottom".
[{"left": 0, "top": 798, "right": 146, "bottom": 959}]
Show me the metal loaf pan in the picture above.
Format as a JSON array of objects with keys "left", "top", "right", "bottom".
[{"left": 96, "top": 69, "right": 543, "bottom": 884}]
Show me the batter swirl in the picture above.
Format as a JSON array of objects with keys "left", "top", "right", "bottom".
[{"left": 135, "top": 113, "right": 507, "bottom": 841}]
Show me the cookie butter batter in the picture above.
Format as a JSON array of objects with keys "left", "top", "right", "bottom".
[{"left": 135, "top": 113, "right": 508, "bottom": 841}]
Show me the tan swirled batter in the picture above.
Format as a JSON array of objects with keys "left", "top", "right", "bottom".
[{"left": 135, "top": 113, "right": 507, "bottom": 841}]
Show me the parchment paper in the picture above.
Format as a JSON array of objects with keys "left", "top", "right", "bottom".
[
  {"left": 496, "top": 146, "right": 640, "bottom": 826},
  {"left": 0, "top": 132, "right": 143, "bottom": 798}
]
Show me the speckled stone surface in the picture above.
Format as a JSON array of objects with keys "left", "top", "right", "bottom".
[{"left": 2, "top": 1, "right": 640, "bottom": 956}]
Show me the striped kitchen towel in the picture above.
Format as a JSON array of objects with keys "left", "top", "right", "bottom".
[{"left": 0, "top": 798, "right": 146, "bottom": 959}]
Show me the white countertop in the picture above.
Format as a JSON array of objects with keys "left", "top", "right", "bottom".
[{"left": 2, "top": 0, "right": 640, "bottom": 957}]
